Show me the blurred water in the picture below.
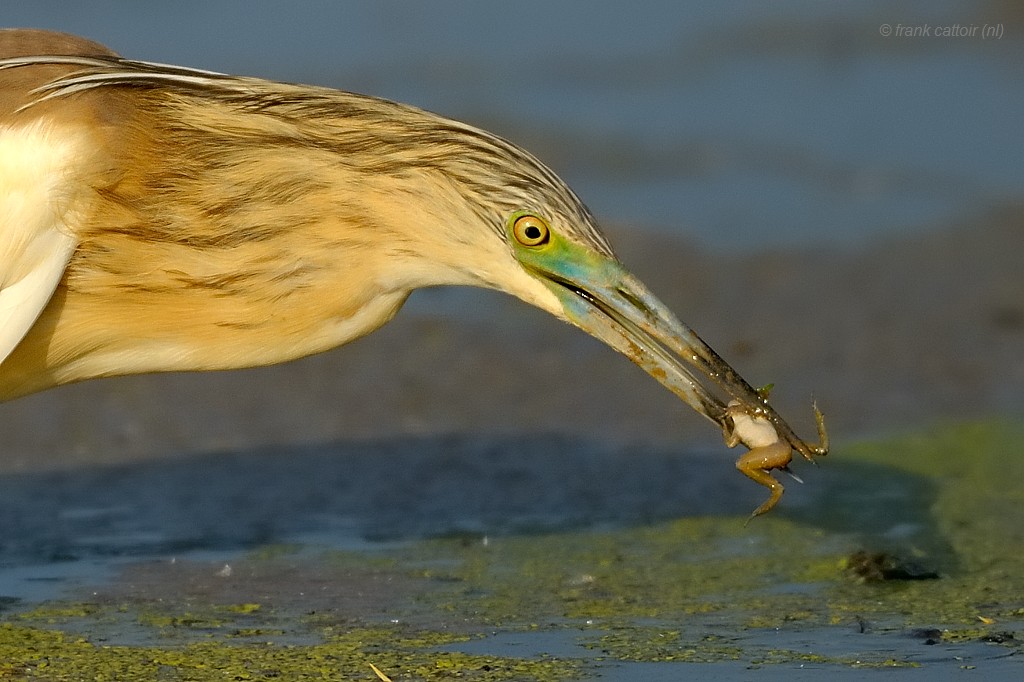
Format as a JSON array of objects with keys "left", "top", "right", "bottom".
[{"left": 6, "top": 0, "right": 1021, "bottom": 250}]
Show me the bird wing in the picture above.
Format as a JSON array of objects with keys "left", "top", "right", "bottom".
[
  {"left": 0, "top": 31, "right": 113, "bottom": 366},
  {"left": 0, "top": 126, "right": 79, "bottom": 367},
  {"left": 0, "top": 60, "right": 81, "bottom": 368},
  {"left": 0, "top": 225, "right": 76, "bottom": 365}
]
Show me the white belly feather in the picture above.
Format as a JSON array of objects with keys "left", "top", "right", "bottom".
[{"left": 0, "top": 121, "right": 85, "bottom": 365}]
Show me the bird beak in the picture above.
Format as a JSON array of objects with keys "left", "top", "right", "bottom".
[{"left": 515, "top": 233, "right": 822, "bottom": 462}]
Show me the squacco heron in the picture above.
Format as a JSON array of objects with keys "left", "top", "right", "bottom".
[{"left": 0, "top": 30, "right": 826, "bottom": 516}]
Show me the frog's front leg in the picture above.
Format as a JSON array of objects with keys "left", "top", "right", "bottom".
[{"left": 735, "top": 440, "right": 793, "bottom": 519}]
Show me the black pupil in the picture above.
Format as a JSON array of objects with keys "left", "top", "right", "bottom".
[{"left": 524, "top": 225, "right": 542, "bottom": 240}]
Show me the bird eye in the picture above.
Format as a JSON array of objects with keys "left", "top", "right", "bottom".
[{"left": 511, "top": 214, "right": 550, "bottom": 247}]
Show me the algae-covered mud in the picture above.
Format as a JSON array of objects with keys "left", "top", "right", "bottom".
[{"left": 1, "top": 422, "right": 1022, "bottom": 680}]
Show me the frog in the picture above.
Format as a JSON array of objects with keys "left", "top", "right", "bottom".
[{"left": 723, "top": 389, "right": 827, "bottom": 521}]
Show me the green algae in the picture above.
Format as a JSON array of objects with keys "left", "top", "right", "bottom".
[
  {"left": 13, "top": 604, "right": 101, "bottom": 623},
  {"left": 136, "top": 606, "right": 240, "bottom": 635},
  {"left": 583, "top": 627, "right": 743, "bottom": 663},
  {"left": 2, "top": 420, "right": 1023, "bottom": 674},
  {"left": 402, "top": 420, "right": 1024, "bottom": 664},
  {"left": 0, "top": 622, "right": 579, "bottom": 681},
  {"left": 821, "top": 421, "right": 1024, "bottom": 627},
  {"left": 413, "top": 515, "right": 836, "bottom": 625},
  {"left": 750, "top": 649, "right": 920, "bottom": 669},
  {"left": 412, "top": 421, "right": 1024, "bottom": 627}
]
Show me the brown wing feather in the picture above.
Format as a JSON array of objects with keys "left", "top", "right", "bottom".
[
  {"left": 0, "top": 29, "right": 120, "bottom": 119},
  {"left": 0, "top": 29, "right": 119, "bottom": 59}
]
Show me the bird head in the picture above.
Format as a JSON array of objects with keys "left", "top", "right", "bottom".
[
  {"left": 376, "top": 119, "right": 822, "bottom": 460},
  {"left": 319, "top": 103, "right": 823, "bottom": 461},
  {"left": 492, "top": 204, "right": 820, "bottom": 460}
]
